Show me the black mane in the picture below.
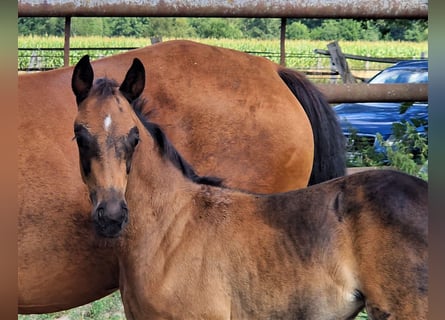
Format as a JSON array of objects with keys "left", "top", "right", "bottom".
[
  {"left": 93, "top": 78, "right": 223, "bottom": 187},
  {"left": 133, "top": 99, "right": 223, "bottom": 187}
]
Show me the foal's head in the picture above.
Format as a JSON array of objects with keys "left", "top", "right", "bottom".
[
  {"left": 71, "top": 55, "right": 222, "bottom": 238},
  {"left": 72, "top": 55, "right": 144, "bottom": 238}
]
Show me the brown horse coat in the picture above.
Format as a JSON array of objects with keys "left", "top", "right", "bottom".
[
  {"left": 71, "top": 57, "right": 427, "bottom": 319},
  {"left": 19, "top": 40, "right": 344, "bottom": 312},
  {"left": 119, "top": 170, "right": 427, "bottom": 319}
]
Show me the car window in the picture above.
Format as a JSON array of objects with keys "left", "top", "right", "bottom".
[{"left": 370, "top": 69, "right": 428, "bottom": 84}]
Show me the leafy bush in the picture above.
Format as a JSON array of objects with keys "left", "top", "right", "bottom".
[
  {"left": 190, "top": 18, "right": 243, "bottom": 39},
  {"left": 310, "top": 19, "right": 364, "bottom": 41},
  {"left": 286, "top": 21, "right": 310, "bottom": 39},
  {"left": 377, "top": 121, "right": 428, "bottom": 179},
  {"left": 346, "top": 121, "right": 428, "bottom": 180}
]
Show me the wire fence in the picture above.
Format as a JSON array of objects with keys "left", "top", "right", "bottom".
[{"left": 17, "top": 47, "right": 424, "bottom": 83}]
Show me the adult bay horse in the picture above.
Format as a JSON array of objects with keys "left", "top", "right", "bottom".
[
  {"left": 71, "top": 56, "right": 427, "bottom": 319},
  {"left": 18, "top": 40, "right": 345, "bottom": 313}
]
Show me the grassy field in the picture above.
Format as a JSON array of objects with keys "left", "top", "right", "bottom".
[
  {"left": 18, "top": 292, "right": 125, "bottom": 320},
  {"left": 18, "top": 36, "right": 427, "bottom": 74}
]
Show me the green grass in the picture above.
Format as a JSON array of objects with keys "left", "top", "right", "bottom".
[
  {"left": 19, "top": 291, "right": 369, "bottom": 319},
  {"left": 19, "top": 292, "right": 125, "bottom": 320}
]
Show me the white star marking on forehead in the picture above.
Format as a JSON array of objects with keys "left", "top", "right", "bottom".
[{"left": 104, "top": 114, "right": 112, "bottom": 132}]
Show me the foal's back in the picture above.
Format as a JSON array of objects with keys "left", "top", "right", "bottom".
[
  {"left": 250, "top": 169, "right": 428, "bottom": 319},
  {"left": 339, "top": 170, "right": 427, "bottom": 319},
  {"left": 155, "top": 169, "right": 426, "bottom": 319}
]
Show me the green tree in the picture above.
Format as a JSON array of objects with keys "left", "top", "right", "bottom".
[
  {"left": 404, "top": 20, "right": 428, "bottom": 41},
  {"left": 310, "top": 19, "right": 363, "bottom": 41},
  {"left": 360, "top": 20, "right": 382, "bottom": 41},
  {"left": 18, "top": 17, "right": 428, "bottom": 42},
  {"left": 371, "top": 19, "right": 428, "bottom": 41},
  {"left": 189, "top": 18, "right": 242, "bottom": 39},
  {"left": 240, "top": 18, "right": 281, "bottom": 39},
  {"left": 18, "top": 17, "right": 64, "bottom": 36},
  {"left": 292, "top": 18, "right": 324, "bottom": 30},
  {"left": 149, "top": 18, "right": 196, "bottom": 38},
  {"left": 286, "top": 21, "right": 310, "bottom": 40},
  {"left": 106, "top": 17, "right": 150, "bottom": 37},
  {"left": 71, "top": 17, "right": 110, "bottom": 36}
]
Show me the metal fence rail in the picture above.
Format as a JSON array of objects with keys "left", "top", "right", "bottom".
[
  {"left": 18, "top": 0, "right": 428, "bottom": 18},
  {"left": 17, "top": 0, "right": 429, "bottom": 103},
  {"left": 318, "top": 83, "right": 428, "bottom": 103},
  {"left": 17, "top": 47, "right": 428, "bottom": 103}
]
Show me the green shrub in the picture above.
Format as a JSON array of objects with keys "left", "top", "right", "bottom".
[
  {"left": 346, "top": 121, "right": 428, "bottom": 180},
  {"left": 377, "top": 121, "right": 428, "bottom": 179}
]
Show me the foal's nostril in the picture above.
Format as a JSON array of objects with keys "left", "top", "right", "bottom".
[
  {"left": 97, "top": 207, "right": 105, "bottom": 220},
  {"left": 93, "top": 199, "right": 129, "bottom": 238}
]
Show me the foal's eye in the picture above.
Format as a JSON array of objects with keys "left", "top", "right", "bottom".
[
  {"left": 73, "top": 124, "right": 99, "bottom": 177},
  {"left": 125, "top": 127, "right": 139, "bottom": 175},
  {"left": 74, "top": 126, "right": 90, "bottom": 150},
  {"left": 128, "top": 127, "right": 140, "bottom": 148}
]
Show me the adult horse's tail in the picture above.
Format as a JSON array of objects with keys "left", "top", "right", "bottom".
[{"left": 278, "top": 68, "right": 346, "bottom": 185}]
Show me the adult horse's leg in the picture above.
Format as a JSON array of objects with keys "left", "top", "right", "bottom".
[{"left": 278, "top": 68, "right": 346, "bottom": 185}]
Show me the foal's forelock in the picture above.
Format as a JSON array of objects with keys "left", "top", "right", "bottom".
[{"left": 91, "top": 78, "right": 119, "bottom": 97}]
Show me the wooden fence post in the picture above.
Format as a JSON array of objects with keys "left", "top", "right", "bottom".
[
  {"left": 327, "top": 41, "right": 356, "bottom": 83},
  {"left": 64, "top": 17, "right": 71, "bottom": 67},
  {"left": 280, "top": 18, "right": 286, "bottom": 66}
]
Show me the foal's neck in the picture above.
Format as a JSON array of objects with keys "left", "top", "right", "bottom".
[{"left": 123, "top": 128, "right": 199, "bottom": 235}]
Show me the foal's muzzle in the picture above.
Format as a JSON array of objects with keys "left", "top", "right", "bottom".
[{"left": 92, "top": 198, "right": 129, "bottom": 238}]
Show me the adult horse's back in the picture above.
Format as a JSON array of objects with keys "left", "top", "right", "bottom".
[
  {"left": 89, "top": 40, "right": 345, "bottom": 189},
  {"left": 18, "top": 40, "right": 345, "bottom": 313}
]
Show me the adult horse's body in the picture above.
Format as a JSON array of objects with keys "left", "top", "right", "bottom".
[
  {"left": 18, "top": 40, "right": 345, "bottom": 313},
  {"left": 72, "top": 56, "right": 428, "bottom": 319}
]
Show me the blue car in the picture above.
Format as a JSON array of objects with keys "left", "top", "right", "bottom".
[{"left": 333, "top": 60, "right": 428, "bottom": 155}]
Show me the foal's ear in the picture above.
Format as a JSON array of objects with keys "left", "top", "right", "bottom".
[
  {"left": 119, "top": 58, "right": 145, "bottom": 103},
  {"left": 72, "top": 55, "right": 94, "bottom": 106}
]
